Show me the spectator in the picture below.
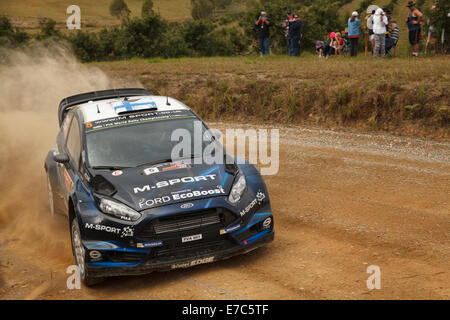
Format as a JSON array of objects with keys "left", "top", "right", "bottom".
[
  {"left": 383, "top": 6, "right": 392, "bottom": 30},
  {"left": 425, "top": 4, "right": 438, "bottom": 55},
  {"left": 342, "top": 28, "right": 351, "bottom": 55},
  {"left": 373, "top": 8, "right": 388, "bottom": 57},
  {"left": 366, "top": 9, "right": 376, "bottom": 55},
  {"left": 386, "top": 20, "right": 400, "bottom": 56},
  {"left": 316, "top": 40, "right": 324, "bottom": 57},
  {"left": 406, "top": 1, "right": 423, "bottom": 57},
  {"left": 348, "top": 11, "right": 360, "bottom": 57},
  {"left": 283, "top": 12, "right": 294, "bottom": 55},
  {"left": 255, "top": 11, "right": 271, "bottom": 56},
  {"left": 323, "top": 32, "right": 336, "bottom": 57},
  {"left": 334, "top": 32, "right": 344, "bottom": 55},
  {"left": 289, "top": 14, "right": 302, "bottom": 56}
]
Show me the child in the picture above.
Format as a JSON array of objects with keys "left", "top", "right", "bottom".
[{"left": 316, "top": 40, "right": 324, "bottom": 57}]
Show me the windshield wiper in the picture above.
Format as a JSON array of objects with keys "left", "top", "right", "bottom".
[
  {"left": 92, "top": 166, "right": 130, "bottom": 170},
  {"left": 135, "top": 154, "right": 202, "bottom": 168}
]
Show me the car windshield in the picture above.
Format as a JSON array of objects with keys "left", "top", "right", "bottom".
[{"left": 85, "top": 115, "right": 216, "bottom": 168}]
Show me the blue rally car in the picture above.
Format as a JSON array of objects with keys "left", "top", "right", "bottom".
[{"left": 45, "top": 88, "right": 274, "bottom": 285}]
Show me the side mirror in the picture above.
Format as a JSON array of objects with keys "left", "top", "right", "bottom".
[{"left": 54, "top": 153, "right": 70, "bottom": 164}]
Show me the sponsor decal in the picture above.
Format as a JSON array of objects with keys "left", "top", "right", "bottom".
[
  {"left": 85, "top": 122, "right": 93, "bottom": 128},
  {"left": 182, "top": 234, "right": 202, "bottom": 243},
  {"left": 162, "top": 163, "right": 190, "bottom": 172},
  {"left": 171, "top": 256, "right": 214, "bottom": 269},
  {"left": 136, "top": 241, "right": 163, "bottom": 248},
  {"left": 240, "top": 191, "right": 266, "bottom": 217},
  {"left": 180, "top": 203, "right": 194, "bottom": 209},
  {"left": 219, "top": 224, "right": 241, "bottom": 235},
  {"left": 63, "top": 169, "right": 74, "bottom": 191},
  {"left": 121, "top": 226, "right": 134, "bottom": 238},
  {"left": 84, "top": 110, "right": 195, "bottom": 133},
  {"left": 84, "top": 223, "right": 134, "bottom": 238},
  {"left": 112, "top": 170, "right": 123, "bottom": 176},
  {"left": 89, "top": 250, "right": 102, "bottom": 260},
  {"left": 133, "top": 174, "right": 217, "bottom": 194},
  {"left": 262, "top": 217, "right": 272, "bottom": 229},
  {"left": 138, "top": 186, "right": 225, "bottom": 209},
  {"left": 143, "top": 167, "right": 159, "bottom": 176},
  {"left": 62, "top": 116, "right": 72, "bottom": 138}
]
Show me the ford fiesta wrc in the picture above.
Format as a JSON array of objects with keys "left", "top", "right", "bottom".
[{"left": 44, "top": 88, "right": 274, "bottom": 285}]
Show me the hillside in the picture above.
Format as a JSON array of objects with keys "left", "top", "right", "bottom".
[{"left": 0, "top": 0, "right": 192, "bottom": 27}]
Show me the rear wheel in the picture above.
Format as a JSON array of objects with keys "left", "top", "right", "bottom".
[{"left": 70, "top": 217, "right": 105, "bottom": 286}]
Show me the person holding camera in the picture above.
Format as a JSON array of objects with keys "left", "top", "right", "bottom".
[
  {"left": 255, "top": 11, "right": 271, "bottom": 56},
  {"left": 289, "top": 14, "right": 303, "bottom": 56},
  {"left": 372, "top": 8, "right": 388, "bottom": 57}
]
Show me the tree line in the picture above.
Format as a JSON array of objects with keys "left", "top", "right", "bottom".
[{"left": 0, "top": 0, "right": 448, "bottom": 61}]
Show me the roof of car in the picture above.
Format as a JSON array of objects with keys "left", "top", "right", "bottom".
[{"left": 77, "top": 95, "right": 190, "bottom": 123}]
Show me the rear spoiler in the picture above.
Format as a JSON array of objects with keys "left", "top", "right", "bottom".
[{"left": 58, "top": 88, "right": 153, "bottom": 126}]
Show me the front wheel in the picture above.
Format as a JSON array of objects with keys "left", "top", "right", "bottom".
[{"left": 70, "top": 217, "right": 105, "bottom": 286}]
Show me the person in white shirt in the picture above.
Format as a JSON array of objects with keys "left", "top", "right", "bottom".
[{"left": 372, "top": 8, "right": 388, "bottom": 57}]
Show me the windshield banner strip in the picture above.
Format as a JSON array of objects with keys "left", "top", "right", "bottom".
[{"left": 84, "top": 110, "right": 195, "bottom": 133}]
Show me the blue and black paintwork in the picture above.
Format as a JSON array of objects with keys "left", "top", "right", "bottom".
[{"left": 44, "top": 89, "right": 274, "bottom": 279}]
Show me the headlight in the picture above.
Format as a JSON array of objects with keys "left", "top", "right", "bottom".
[
  {"left": 228, "top": 174, "right": 246, "bottom": 204},
  {"left": 99, "top": 198, "right": 141, "bottom": 222}
]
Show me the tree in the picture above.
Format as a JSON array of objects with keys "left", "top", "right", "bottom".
[
  {"left": 110, "top": 0, "right": 131, "bottom": 24},
  {"left": 191, "top": 0, "right": 214, "bottom": 20},
  {"left": 141, "top": 0, "right": 154, "bottom": 17}
]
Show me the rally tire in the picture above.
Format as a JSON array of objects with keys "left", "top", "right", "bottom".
[{"left": 70, "top": 217, "right": 105, "bottom": 286}]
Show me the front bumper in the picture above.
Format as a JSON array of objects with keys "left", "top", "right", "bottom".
[{"left": 87, "top": 229, "right": 274, "bottom": 277}]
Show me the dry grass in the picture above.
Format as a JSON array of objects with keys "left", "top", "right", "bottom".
[
  {"left": 92, "top": 54, "right": 450, "bottom": 138},
  {"left": 0, "top": 0, "right": 192, "bottom": 26}
]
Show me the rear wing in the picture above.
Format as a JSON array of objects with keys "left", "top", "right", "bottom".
[{"left": 58, "top": 88, "right": 153, "bottom": 126}]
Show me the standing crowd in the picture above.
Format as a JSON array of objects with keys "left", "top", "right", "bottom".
[{"left": 255, "top": 1, "right": 441, "bottom": 58}]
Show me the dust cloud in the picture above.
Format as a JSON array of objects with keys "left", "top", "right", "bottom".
[{"left": 0, "top": 43, "right": 141, "bottom": 259}]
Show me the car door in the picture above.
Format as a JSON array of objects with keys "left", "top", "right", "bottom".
[{"left": 59, "top": 114, "right": 82, "bottom": 202}]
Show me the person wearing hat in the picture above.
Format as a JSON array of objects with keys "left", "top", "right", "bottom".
[
  {"left": 406, "top": 1, "right": 423, "bottom": 56},
  {"left": 323, "top": 32, "right": 336, "bottom": 57},
  {"left": 348, "top": 11, "right": 360, "bottom": 57}
]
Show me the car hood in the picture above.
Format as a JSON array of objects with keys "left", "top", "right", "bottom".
[{"left": 90, "top": 162, "right": 235, "bottom": 211}]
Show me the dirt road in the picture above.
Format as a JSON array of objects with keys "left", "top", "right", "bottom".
[{"left": 0, "top": 115, "right": 448, "bottom": 299}]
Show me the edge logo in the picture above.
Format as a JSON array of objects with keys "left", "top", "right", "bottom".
[
  {"left": 262, "top": 217, "right": 272, "bottom": 229},
  {"left": 89, "top": 250, "right": 102, "bottom": 260}
]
